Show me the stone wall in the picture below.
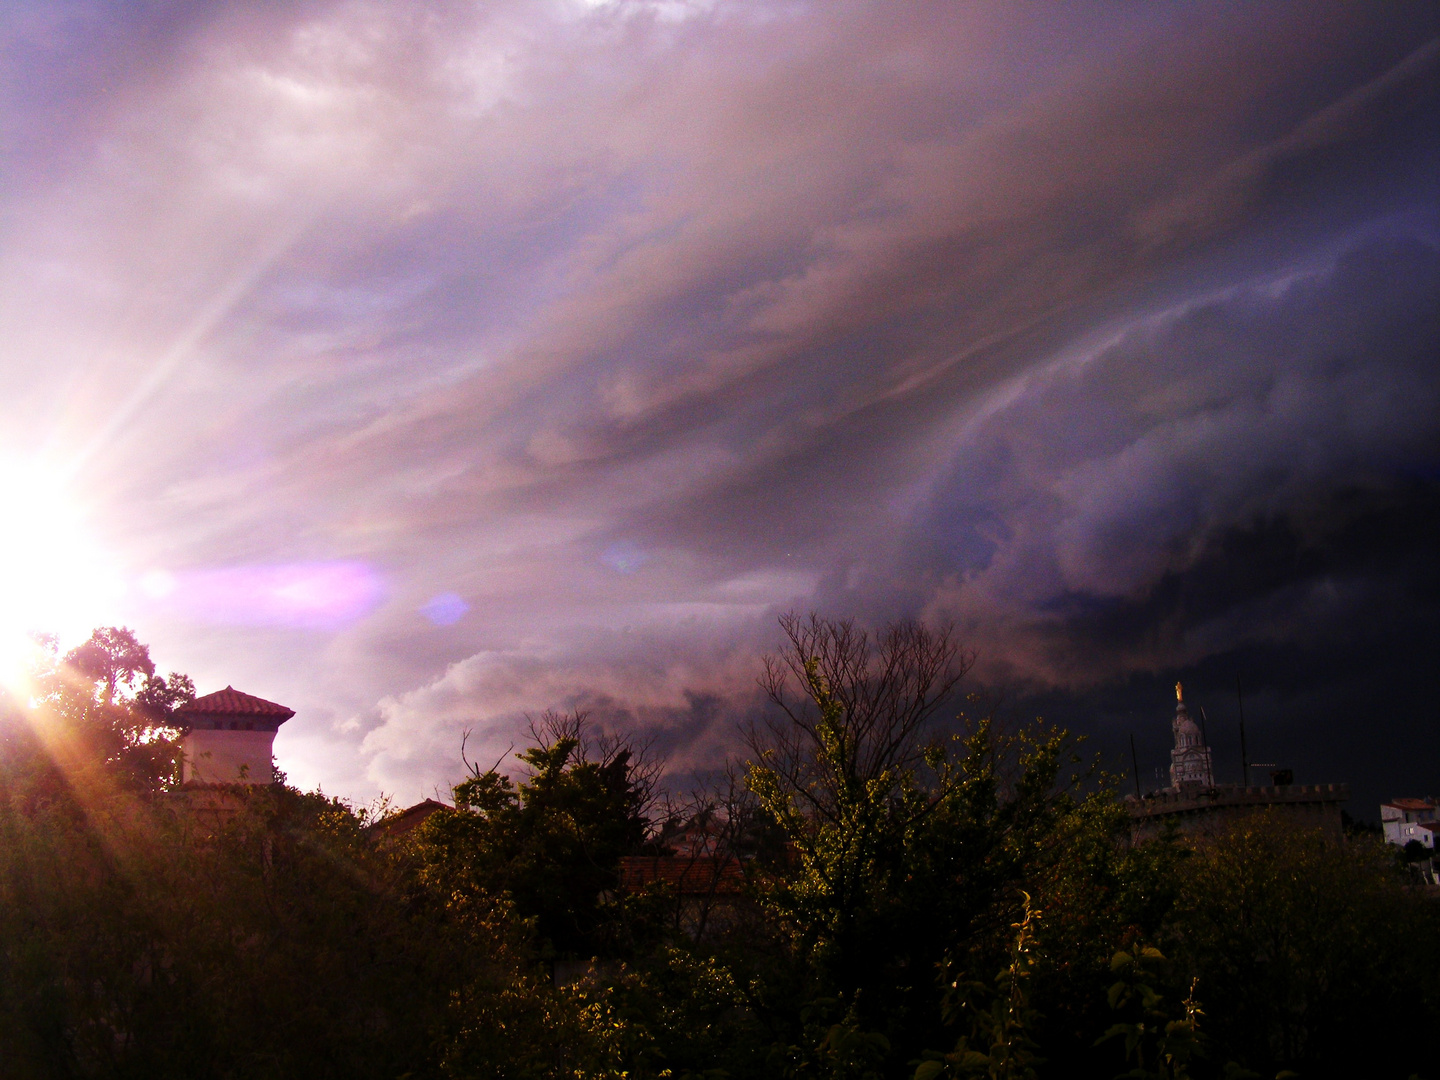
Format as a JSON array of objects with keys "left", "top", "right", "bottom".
[{"left": 1126, "top": 783, "right": 1350, "bottom": 842}]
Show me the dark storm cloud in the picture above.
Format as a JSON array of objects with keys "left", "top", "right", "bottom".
[
  {"left": 911, "top": 236, "right": 1440, "bottom": 682},
  {"left": 0, "top": 1, "right": 1435, "bottom": 800}
]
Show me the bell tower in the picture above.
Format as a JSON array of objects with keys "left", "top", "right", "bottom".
[{"left": 1169, "top": 682, "right": 1214, "bottom": 790}]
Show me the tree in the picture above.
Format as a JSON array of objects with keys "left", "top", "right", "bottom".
[
  {"left": 744, "top": 613, "right": 1097, "bottom": 1069},
  {"left": 416, "top": 710, "right": 659, "bottom": 961},
  {"left": 2, "top": 627, "right": 195, "bottom": 801},
  {"left": 916, "top": 894, "right": 1044, "bottom": 1080},
  {"left": 63, "top": 626, "right": 155, "bottom": 706},
  {"left": 1164, "top": 816, "right": 1440, "bottom": 1078},
  {"left": 42, "top": 627, "right": 196, "bottom": 791},
  {"left": 744, "top": 613, "right": 974, "bottom": 970}
]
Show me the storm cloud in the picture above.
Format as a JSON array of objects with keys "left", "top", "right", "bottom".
[{"left": 1, "top": 1, "right": 1435, "bottom": 809}]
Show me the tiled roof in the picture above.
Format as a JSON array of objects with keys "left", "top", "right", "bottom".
[
  {"left": 618, "top": 855, "right": 747, "bottom": 895},
  {"left": 177, "top": 686, "right": 296, "bottom": 720},
  {"left": 1383, "top": 798, "right": 1438, "bottom": 811},
  {"left": 373, "top": 799, "right": 450, "bottom": 837}
]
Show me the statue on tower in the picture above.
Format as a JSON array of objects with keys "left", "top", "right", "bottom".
[{"left": 1169, "top": 680, "right": 1214, "bottom": 790}]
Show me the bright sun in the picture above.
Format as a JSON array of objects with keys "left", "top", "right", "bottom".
[{"left": 0, "top": 458, "right": 123, "bottom": 690}]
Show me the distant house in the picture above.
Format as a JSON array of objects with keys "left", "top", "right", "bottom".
[
  {"left": 618, "top": 853, "right": 746, "bottom": 896},
  {"left": 1381, "top": 798, "right": 1439, "bottom": 850},
  {"left": 667, "top": 822, "right": 726, "bottom": 858},
  {"left": 168, "top": 686, "right": 296, "bottom": 827},
  {"left": 617, "top": 851, "right": 748, "bottom": 939}
]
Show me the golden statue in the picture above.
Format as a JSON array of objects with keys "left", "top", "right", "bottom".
[{"left": 1175, "top": 681, "right": 1183, "bottom": 702}]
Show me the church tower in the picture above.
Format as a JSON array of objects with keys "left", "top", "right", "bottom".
[{"left": 1169, "top": 682, "right": 1214, "bottom": 790}]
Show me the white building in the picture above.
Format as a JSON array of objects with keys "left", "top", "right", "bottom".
[
  {"left": 176, "top": 686, "right": 294, "bottom": 785},
  {"left": 1169, "top": 682, "right": 1214, "bottom": 790},
  {"left": 1381, "top": 798, "right": 1439, "bottom": 849}
]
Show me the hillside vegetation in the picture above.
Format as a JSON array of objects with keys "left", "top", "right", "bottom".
[{"left": 0, "top": 619, "right": 1435, "bottom": 1080}]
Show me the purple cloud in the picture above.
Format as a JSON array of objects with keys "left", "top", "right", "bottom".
[{"left": 0, "top": 1, "right": 1433, "bottom": 803}]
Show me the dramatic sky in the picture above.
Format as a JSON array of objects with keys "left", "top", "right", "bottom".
[{"left": 2, "top": 1, "right": 1436, "bottom": 815}]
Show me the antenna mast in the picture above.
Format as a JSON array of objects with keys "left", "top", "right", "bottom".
[
  {"left": 1130, "top": 733, "right": 1142, "bottom": 798},
  {"left": 1236, "top": 674, "right": 1249, "bottom": 787}
]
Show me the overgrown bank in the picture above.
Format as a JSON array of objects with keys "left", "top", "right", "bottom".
[{"left": 0, "top": 620, "right": 1435, "bottom": 1079}]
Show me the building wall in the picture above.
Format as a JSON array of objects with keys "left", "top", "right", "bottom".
[
  {"left": 1128, "top": 784, "right": 1348, "bottom": 842},
  {"left": 1385, "top": 820, "right": 1437, "bottom": 848},
  {"left": 1381, "top": 803, "right": 1437, "bottom": 824},
  {"left": 182, "top": 729, "right": 277, "bottom": 785}
]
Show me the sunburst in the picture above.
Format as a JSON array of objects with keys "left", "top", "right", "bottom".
[{"left": 0, "top": 457, "right": 123, "bottom": 692}]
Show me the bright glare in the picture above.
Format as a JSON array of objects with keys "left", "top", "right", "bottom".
[{"left": 0, "top": 458, "right": 124, "bottom": 692}]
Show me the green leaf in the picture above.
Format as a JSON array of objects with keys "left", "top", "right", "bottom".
[{"left": 1095, "top": 1022, "right": 1130, "bottom": 1047}]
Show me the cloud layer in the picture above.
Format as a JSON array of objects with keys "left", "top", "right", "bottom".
[{"left": 1, "top": 1, "right": 1435, "bottom": 806}]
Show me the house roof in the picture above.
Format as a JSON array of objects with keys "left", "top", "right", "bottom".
[
  {"left": 176, "top": 686, "right": 296, "bottom": 721},
  {"left": 372, "top": 799, "right": 450, "bottom": 838},
  {"left": 1383, "top": 798, "right": 1438, "bottom": 811},
  {"left": 618, "top": 855, "right": 746, "bottom": 896}
]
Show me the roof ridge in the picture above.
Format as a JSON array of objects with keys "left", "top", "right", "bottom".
[{"left": 177, "top": 686, "right": 295, "bottom": 719}]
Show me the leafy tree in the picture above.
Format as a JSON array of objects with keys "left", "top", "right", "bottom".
[
  {"left": 415, "top": 710, "right": 657, "bottom": 962},
  {"left": 6, "top": 618, "right": 1439, "bottom": 1080},
  {"left": 23, "top": 627, "right": 196, "bottom": 793},
  {"left": 63, "top": 626, "right": 156, "bottom": 706},
  {"left": 1164, "top": 815, "right": 1440, "bottom": 1078},
  {"left": 744, "top": 613, "right": 1100, "bottom": 1072},
  {"left": 1009, "top": 806, "right": 1189, "bottom": 1073},
  {"left": 916, "top": 893, "right": 1044, "bottom": 1080}
]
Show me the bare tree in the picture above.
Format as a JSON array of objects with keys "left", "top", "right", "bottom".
[
  {"left": 639, "top": 762, "right": 774, "bottom": 940},
  {"left": 537, "top": 709, "right": 667, "bottom": 822},
  {"left": 746, "top": 612, "right": 974, "bottom": 822}
]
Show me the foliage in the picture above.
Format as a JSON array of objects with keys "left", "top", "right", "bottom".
[
  {"left": 1014, "top": 807, "right": 1190, "bottom": 1071},
  {"left": 415, "top": 709, "right": 656, "bottom": 961},
  {"left": 0, "top": 781, "right": 469, "bottom": 1078},
  {"left": 1095, "top": 946, "right": 1202, "bottom": 1080},
  {"left": 1163, "top": 815, "right": 1440, "bottom": 1078},
  {"left": 744, "top": 614, "right": 1103, "bottom": 1071},
  {"left": 18, "top": 627, "right": 195, "bottom": 795},
  {"left": 3, "top": 618, "right": 1440, "bottom": 1080},
  {"left": 915, "top": 893, "right": 1044, "bottom": 1080}
]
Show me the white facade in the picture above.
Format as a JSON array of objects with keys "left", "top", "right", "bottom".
[
  {"left": 1381, "top": 800, "right": 1439, "bottom": 848},
  {"left": 181, "top": 728, "right": 278, "bottom": 785}
]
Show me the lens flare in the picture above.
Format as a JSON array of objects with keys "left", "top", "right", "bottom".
[{"left": 138, "top": 561, "right": 383, "bottom": 628}]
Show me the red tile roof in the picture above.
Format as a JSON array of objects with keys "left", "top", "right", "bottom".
[
  {"left": 618, "top": 855, "right": 747, "bottom": 896},
  {"left": 177, "top": 686, "right": 296, "bottom": 721}
]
